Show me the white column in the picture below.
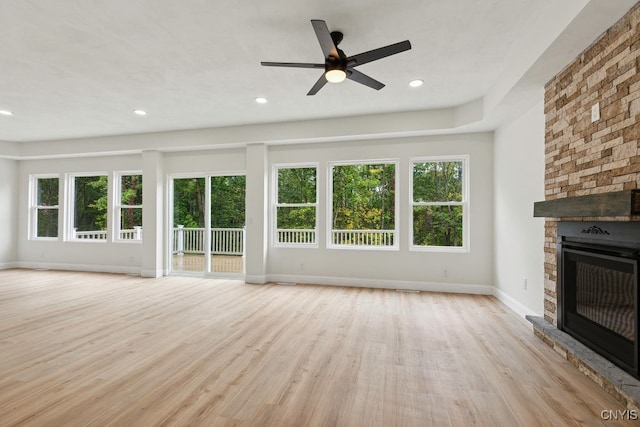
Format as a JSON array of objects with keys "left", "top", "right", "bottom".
[
  {"left": 244, "top": 143, "right": 268, "bottom": 283},
  {"left": 141, "top": 150, "right": 164, "bottom": 277}
]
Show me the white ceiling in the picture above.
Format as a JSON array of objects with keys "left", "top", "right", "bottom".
[{"left": 0, "top": 0, "right": 637, "bottom": 143}]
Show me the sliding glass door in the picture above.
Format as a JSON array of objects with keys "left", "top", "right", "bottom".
[{"left": 171, "top": 174, "right": 245, "bottom": 276}]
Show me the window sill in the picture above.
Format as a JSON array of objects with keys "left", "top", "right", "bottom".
[{"left": 410, "top": 245, "right": 469, "bottom": 253}]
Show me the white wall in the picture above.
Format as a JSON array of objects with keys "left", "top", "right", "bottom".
[
  {"left": 268, "top": 134, "right": 494, "bottom": 293},
  {"left": 493, "top": 100, "right": 545, "bottom": 316},
  {"left": 0, "top": 157, "right": 18, "bottom": 267}
]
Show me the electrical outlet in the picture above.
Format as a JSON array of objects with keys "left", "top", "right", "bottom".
[
  {"left": 523, "top": 277, "right": 528, "bottom": 290},
  {"left": 300, "top": 263, "right": 304, "bottom": 270},
  {"left": 443, "top": 269, "right": 448, "bottom": 277}
]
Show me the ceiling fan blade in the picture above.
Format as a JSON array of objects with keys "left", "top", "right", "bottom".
[
  {"left": 311, "top": 19, "right": 339, "bottom": 59},
  {"left": 347, "top": 69, "right": 385, "bottom": 90},
  {"left": 261, "top": 61, "right": 325, "bottom": 69},
  {"left": 307, "top": 73, "right": 328, "bottom": 96},
  {"left": 348, "top": 40, "right": 412, "bottom": 67}
]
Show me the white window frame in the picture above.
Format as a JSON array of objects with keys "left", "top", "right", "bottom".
[
  {"left": 66, "top": 172, "right": 110, "bottom": 242},
  {"left": 29, "top": 174, "right": 60, "bottom": 241},
  {"left": 114, "top": 171, "right": 143, "bottom": 243},
  {"left": 409, "top": 155, "right": 469, "bottom": 253},
  {"left": 327, "top": 159, "right": 399, "bottom": 251},
  {"left": 272, "top": 163, "right": 319, "bottom": 248}
]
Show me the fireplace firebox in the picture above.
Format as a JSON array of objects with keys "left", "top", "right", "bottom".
[{"left": 558, "top": 222, "right": 640, "bottom": 378}]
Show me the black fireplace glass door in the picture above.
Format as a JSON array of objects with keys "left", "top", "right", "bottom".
[{"left": 562, "top": 247, "right": 637, "bottom": 371}]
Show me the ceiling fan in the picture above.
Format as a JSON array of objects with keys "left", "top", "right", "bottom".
[{"left": 261, "top": 20, "right": 412, "bottom": 96}]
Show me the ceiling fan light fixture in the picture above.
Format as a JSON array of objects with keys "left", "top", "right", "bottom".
[{"left": 325, "top": 68, "right": 346, "bottom": 83}]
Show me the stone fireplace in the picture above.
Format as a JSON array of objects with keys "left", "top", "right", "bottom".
[{"left": 530, "top": 1, "right": 640, "bottom": 409}]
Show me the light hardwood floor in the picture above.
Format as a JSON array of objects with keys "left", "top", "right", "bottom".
[{"left": 0, "top": 269, "right": 635, "bottom": 426}]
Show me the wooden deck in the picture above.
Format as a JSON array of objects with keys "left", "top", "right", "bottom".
[
  {"left": 172, "top": 254, "right": 243, "bottom": 273},
  {"left": 0, "top": 269, "right": 636, "bottom": 426}
]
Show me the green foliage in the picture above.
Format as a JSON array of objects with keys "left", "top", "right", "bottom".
[
  {"left": 36, "top": 178, "right": 59, "bottom": 238},
  {"left": 74, "top": 175, "right": 108, "bottom": 231},
  {"left": 121, "top": 175, "right": 143, "bottom": 230},
  {"left": 172, "top": 176, "right": 246, "bottom": 229},
  {"left": 276, "top": 167, "right": 316, "bottom": 231},
  {"left": 37, "top": 209, "right": 58, "bottom": 238},
  {"left": 412, "top": 162, "right": 464, "bottom": 247},
  {"left": 332, "top": 163, "right": 395, "bottom": 231},
  {"left": 121, "top": 175, "right": 143, "bottom": 205},
  {"left": 37, "top": 178, "right": 59, "bottom": 206},
  {"left": 278, "top": 167, "right": 316, "bottom": 203},
  {"left": 211, "top": 175, "right": 246, "bottom": 228},
  {"left": 413, "top": 206, "right": 463, "bottom": 246},
  {"left": 173, "top": 178, "right": 205, "bottom": 228},
  {"left": 413, "top": 162, "right": 462, "bottom": 202},
  {"left": 277, "top": 206, "right": 315, "bottom": 230}
]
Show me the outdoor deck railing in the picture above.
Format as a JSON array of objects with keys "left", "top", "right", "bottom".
[
  {"left": 276, "top": 229, "right": 316, "bottom": 244},
  {"left": 173, "top": 226, "right": 245, "bottom": 255},
  {"left": 74, "top": 226, "right": 395, "bottom": 250},
  {"left": 74, "top": 227, "right": 142, "bottom": 241},
  {"left": 331, "top": 229, "right": 395, "bottom": 246}
]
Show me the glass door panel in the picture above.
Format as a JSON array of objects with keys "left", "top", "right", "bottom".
[
  {"left": 172, "top": 178, "right": 206, "bottom": 273},
  {"left": 210, "top": 175, "right": 246, "bottom": 274}
]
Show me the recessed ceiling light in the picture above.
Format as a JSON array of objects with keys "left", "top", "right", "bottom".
[
  {"left": 409, "top": 79, "right": 424, "bottom": 88},
  {"left": 0, "top": 110, "right": 13, "bottom": 116},
  {"left": 255, "top": 97, "right": 268, "bottom": 104},
  {"left": 133, "top": 109, "right": 147, "bottom": 116}
]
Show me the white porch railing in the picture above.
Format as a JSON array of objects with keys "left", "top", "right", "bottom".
[
  {"left": 74, "top": 230, "right": 108, "bottom": 240},
  {"left": 332, "top": 229, "right": 395, "bottom": 246},
  {"left": 74, "top": 226, "right": 142, "bottom": 240},
  {"left": 173, "top": 226, "right": 245, "bottom": 256},
  {"left": 74, "top": 227, "right": 394, "bottom": 249},
  {"left": 277, "top": 229, "right": 316, "bottom": 244}
]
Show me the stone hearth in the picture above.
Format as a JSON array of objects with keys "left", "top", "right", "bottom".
[{"left": 527, "top": 316, "right": 640, "bottom": 410}]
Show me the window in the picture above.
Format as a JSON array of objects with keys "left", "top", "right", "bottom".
[
  {"left": 273, "top": 165, "right": 317, "bottom": 245},
  {"left": 70, "top": 174, "right": 109, "bottom": 241},
  {"left": 329, "top": 161, "right": 397, "bottom": 248},
  {"left": 116, "top": 173, "right": 143, "bottom": 241},
  {"left": 411, "top": 157, "right": 468, "bottom": 251},
  {"left": 31, "top": 176, "right": 59, "bottom": 239}
]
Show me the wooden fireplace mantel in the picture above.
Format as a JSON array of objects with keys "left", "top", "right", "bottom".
[{"left": 533, "top": 189, "right": 640, "bottom": 218}]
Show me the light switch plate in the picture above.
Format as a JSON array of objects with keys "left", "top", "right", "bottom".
[{"left": 591, "top": 102, "right": 600, "bottom": 122}]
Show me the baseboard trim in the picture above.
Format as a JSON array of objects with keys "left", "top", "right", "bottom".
[
  {"left": 266, "top": 274, "right": 494, "bottom": 295},
  {"left": 0, "top": 262, "right": 17, "bottom": 270},
  {"left": 141, "top": 269, "right": 163, "bottom": 278},
  {"left": 15, "top": 262, "right": 140, "bottom": 275},
  {"left": 245, "top": 274, "right": 268, "bottom": 284},
  {"left": 494, "top": 288, "right": 539, "bottom": 319}
]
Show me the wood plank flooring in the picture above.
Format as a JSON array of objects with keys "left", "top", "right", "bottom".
[{"left": 0, "top": 269, "right": 635, "bottom": 426}]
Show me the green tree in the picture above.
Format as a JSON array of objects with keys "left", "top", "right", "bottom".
[
  {"left": 412, "top": 162, "right": 463, "bottom": 246},
  {"left": 121, "top": 175, "right": 143, "bottom": 230},
  {"left": 332, "top": 163, "right": 395, "bottom": 231},
  {"left": 211, "top": 175, "right": 246, "bottom": 228},
  {"left": 173, "top": 178, "right": 205, "bottom": 228},
  {"left": 74, "top": 175, "right": 108, "bottom": 232},
  {"left": 37, "top": 177, "right": 59, "bottom": 237}
]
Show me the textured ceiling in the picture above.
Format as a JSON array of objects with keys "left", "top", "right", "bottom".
[{"left": 0, "top": 0, "right": 637, "bottom": 142}]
